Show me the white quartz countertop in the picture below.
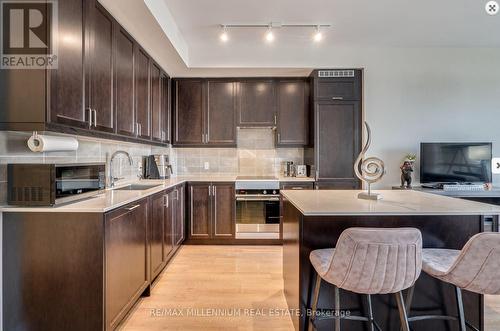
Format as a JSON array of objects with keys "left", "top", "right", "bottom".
[
  {"left": 281, "top": 190, "right": 500, "bottom": 216},
  {"left": 0, "top": 176, "right": 315, "bottom": 213}
]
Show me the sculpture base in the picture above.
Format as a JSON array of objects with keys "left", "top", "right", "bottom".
[{"left": 358, "top": 192, "right": 383, "bottom": 200}]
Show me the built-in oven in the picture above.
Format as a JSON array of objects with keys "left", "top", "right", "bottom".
[
  {"left": 235, "top": 177, "right": 280, "bottom": 239},
  {"left": 7, "top": 163, "right": 106, "bottom": 206}
]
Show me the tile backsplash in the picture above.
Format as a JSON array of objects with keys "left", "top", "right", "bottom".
[
  {"left": 0, "top": 131, "right": 170, "bottom": 205},
  {"left": 0, "top": 128, "right": 304, "bottom": 205},
  {"left": 174, "top": 128, "right": 304, "bottom": 176}
]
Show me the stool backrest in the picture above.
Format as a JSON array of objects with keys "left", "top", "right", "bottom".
[
  {"left": 323, "top": 228, "right": 422, "bottom": 294},
  {"left": 445, "top": 232, "right": 500, "bottom": 295}
]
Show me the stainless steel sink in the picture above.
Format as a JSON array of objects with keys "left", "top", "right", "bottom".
[{"left": 113, "top": 184, "right": 161, "bottom": 191}]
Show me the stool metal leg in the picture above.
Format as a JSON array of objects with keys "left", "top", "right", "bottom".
[
  {"left": 395, "top": 291, "right": 410, "bottom": 331},
  {"left": 366, "top": 294, "right": 375, "bottom": 331},
  {"left": 308, "top": 273, "right": 322, "bottom": 331},
  {"left": 334, "top": 286, "right": 341, "bottom": 331},
  {"left": 455, "top": 286, "right": 467, "bottom": 331}
]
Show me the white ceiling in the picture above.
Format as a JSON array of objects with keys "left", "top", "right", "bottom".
[
  {"left": 160, "top": 0, "right": 500, "bottom": 67},
  {"left": 100, "top": 0, "right": 500, "bottom": 75}
]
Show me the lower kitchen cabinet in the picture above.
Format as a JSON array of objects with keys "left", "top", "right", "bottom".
[
  {"left": 280, "top": 182, "right": 314, "bottom": 190},
  {"left": 187, "top": 182, "right": 235, "bottom": 241},
  {"left": 150, "top": 191, "right": 168, "bottom": 279},
  {"left": 150, "top": 185, "right": 185, "bottom": 281},
  {"left": 173, "top": 184, "right": 186, "bottom": 245},
  {"left": 105, "top": 199, "right": 149, "bottom": 331}
]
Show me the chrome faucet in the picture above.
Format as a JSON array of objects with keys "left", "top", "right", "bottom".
[{"left": 109, "top": 150, "right": 134, "bottom": 188}]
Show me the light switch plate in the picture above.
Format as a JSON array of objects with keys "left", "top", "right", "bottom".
[{"left": 204, "top": 162, "right": 210, "bottom": 170}]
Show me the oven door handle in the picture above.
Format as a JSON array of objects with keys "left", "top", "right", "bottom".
[{"left": 236, "top": 196, "right": 280, "bottom": 202}]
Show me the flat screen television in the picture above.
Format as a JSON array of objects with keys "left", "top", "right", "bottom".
[{"left": 420, "top": 143, "right": 492, "bottom": 184}]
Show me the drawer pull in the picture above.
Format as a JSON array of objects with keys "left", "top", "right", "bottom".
[
  {"left": 125, "top": 205, "right": 140, "bottom": 211},
  {"left": 331, "top": 96, "right": 344, "bottom": 100},
  {"left": 291, "top": 187, "right": 305, "bottom": 190}
]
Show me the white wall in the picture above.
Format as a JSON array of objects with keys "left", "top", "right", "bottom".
[{"left": 352, "top": 48, "right": 500, "bottom": 188}]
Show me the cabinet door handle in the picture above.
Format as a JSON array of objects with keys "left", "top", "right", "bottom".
[
  {"left": 93, "top": 109, "right": 98, "bottom": 127},
  {"left": 274, "top": 114, "right": 277, "bottom": 125},
  {"left": 277, "top": 133, "right": 281, "bottom": 142},
  {"left": 331, "top": 97, "right": 344, "bottom": 100},
  {"left": 86, "top": 107, "right": 93, "bottom": 127},
  {"left": 205, "top": 133, "right": 209, "bottom": 144},
  {"left": 201, "top": 133, "right": 205, "bottom": 143},
  {"left": 175, "top": 189, "right": 179, "bottom": 200},
  {"left": 164, "top": 195, "right": 169, "bottom": 208},
  {"left": 125, "top": 204, "right": 140, "bottom": 211}
]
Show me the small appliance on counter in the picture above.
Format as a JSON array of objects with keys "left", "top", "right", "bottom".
[
  {"left": 282, "top": 161, "right": 296, "bottom": 177},
  {"left": 7, "top": 163, "right": 106, "bottom": 206},
  {"left": 142, "top": 154, "right": 173, "bottom": 179},
  {"left": 295, "top": 165, "right": 311, "bottom": 178}
]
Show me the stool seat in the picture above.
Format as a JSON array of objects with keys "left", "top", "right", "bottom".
[
  {"left": 310, "top": 248, "right": 335, "bottom": 276},
  {"left": 422, "top": 248, "right": 460, "bottom": 276}
]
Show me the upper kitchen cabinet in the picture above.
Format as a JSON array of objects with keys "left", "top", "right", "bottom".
[
  {"left": 237, "top": 80, "right": 276, "bottom": 127},
  {"left": 150, "top": 62, "right": 162, "bottom": 142},
  {"left": 86, "top": 0, "right": 115, "bottom": 133},
  {"left": 276, "top": 79, "right": 309, "bottom": 147},
  {"left": 114, "top": 26, "right": 136, "bottom": 137},
  {"left": 311, "top": 69, "right": 362, "bottom": 101},
  {"left": 48, "top": 0, "right": 88, "bottom": 129},
  {"left": 206, "top": 80, "right": 237, "bottom": 145},
  {"left": 161, "top": 73, "right": 171, "bottom": 144},
  {"left": 134, "top": 47, "right": 151, "bottom": 140},
  {"left": 173, "top": 79, "right": 204, "bottom": 146},
  {"left": 172, "top": 79, "right": 237, "bottom": 147},
  {"left": 0, "top": 0, "right": 171, "bottom": 147}
]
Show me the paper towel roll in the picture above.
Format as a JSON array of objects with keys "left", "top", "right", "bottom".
[{"left": 27, "top": 134, "right": 79, "bottom": 152}]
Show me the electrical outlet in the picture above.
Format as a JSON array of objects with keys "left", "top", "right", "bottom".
[{"left": 204, "top": 162, "right": 210, "bottom": 170}]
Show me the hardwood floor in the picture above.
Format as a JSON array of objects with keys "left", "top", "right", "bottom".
[
  {"left": 120, "top": 245, "right": 294, "bottom": 331},
  {"left": 120, "top": 245, "right": 500, "bottom": 331}
]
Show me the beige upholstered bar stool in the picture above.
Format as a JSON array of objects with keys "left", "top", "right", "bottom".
[
  {"left": 308, "top": 228, "right": 423, "bottom": 331},
  {"left": 406, "top": 232, "right": 500, "bottom": 331}
]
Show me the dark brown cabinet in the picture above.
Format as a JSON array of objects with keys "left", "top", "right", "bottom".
[
  {"left": 105, "top": 199, "right": 149, "bottom": 331},
  {"left": 276, "top": 79, "right": 309, "bottom": 146},
  {"left": 150, "top": 192, "right": 167, "bottom": 279},
  {"left": 173, "top": 184, "right": 186, "bottom": 245},
  {"left": 173, "top": 79, "right": 204, "bottom": 145},
  {"left": 161, "top": 73, "right": 171, "bottom": 143},
  {"left": 150, "top": 62, "right": 162, "bottom": 142},
  {"left": 87, "top": 0, "right": 115, "bottom": 133},
  {"left": 49, "top": 0, "right": 88, "bottom": 129},
  {"left": 0, "top": 0, "right": 171, "bottom": 147},
  {"left": 237, "top": 80, "right": 276, "bottom": 127},
  {"left": 115, "top": 26, "right": 136, "bottom": 137},
  {"left": 212, "top": 183, "right": 235, "bottom": 238},
  {"left": 206, "top": 80, "right": 237, "bottom": 145},
  {"left": 135, "top": 47, "right": 151, "bottom": 140},
  {"left": 280, "top": 182, "right": 314, "bottom": 190},
  {"left": 172, "top": 79, "right": 236, "bottom": 147},
  {"left": 305, "top": 69, "right": 363, "bottom": 189},
  {"left": 188, "top": 182, "right": 235, "bottom": 241}
]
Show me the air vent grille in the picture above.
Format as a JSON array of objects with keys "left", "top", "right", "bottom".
[{"left": 318, "top": 70, "right": 355, "bottom": 78}]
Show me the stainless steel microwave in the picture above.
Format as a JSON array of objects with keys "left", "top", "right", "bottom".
[{"left": 7, "top": 163, "right": 106, "bottom": 206}]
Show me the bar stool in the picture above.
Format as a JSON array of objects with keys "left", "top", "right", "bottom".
[
  {"left": 406, "top": 232, "right": 500, "bottom": 331},
  {"left": 308, "top": 227, "right": 423, "bottom": 331}
]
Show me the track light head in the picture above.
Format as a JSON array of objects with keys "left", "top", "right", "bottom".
[
  {"left": 265, "top": 25, "right": 274, "bottom": 42},
  {"left": 220, "top": 25, "right": 229, "bottom": 42},
  {"left": 313, "top": 26, "right": 323, "bottom": 42}
]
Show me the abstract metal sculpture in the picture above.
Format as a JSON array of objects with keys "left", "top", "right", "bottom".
[{"left": 354, "top": 122, "right": 386, "bottom": 200}]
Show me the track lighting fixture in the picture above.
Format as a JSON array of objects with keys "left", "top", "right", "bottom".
[{"left": 217, "top": 23, "right": 330, "bottom": 43}]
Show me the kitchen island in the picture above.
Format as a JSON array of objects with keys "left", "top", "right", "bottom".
[{"left": 281, "top": 190, "right": 500, "bottom": 331}]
